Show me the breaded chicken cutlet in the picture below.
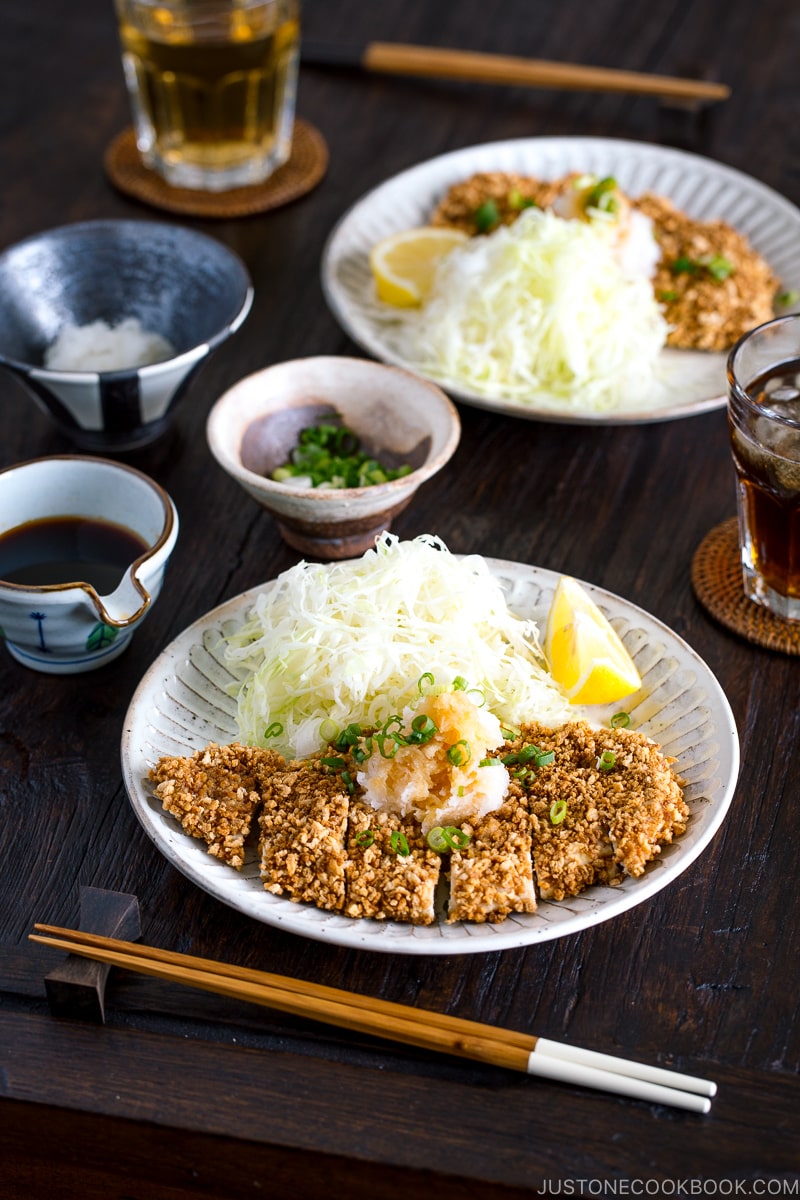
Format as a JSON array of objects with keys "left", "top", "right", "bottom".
[
  {"left": 503, "top": 721, "right": 688, "bottom": 901},
  {"left": 149, "top": 742, "right": 282, "bottom": 870},
  {"left": 258, "top": 758, "right": 350, "bottom": 911},
  {"left": 147, "top": 720, "right": 688, "bottom": 923},
  {"left": 345, "top": 803, "right": 441, "bottom": 924},
  {"left": 447, "top": 798, "right": 536, "bottom": 924}
]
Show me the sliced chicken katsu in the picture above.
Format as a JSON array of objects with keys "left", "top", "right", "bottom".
[
  {"left": 505, "top": 721, "right": 688, "bottom": 900},
  {"left": 149, "top": 742, "right": 283, "bottom": 870},
  {"left": 258, "top": 758, "right": 350, "bottom": 912},
  {"left": 344, "top": 802, "right": 441, "bottom": 924},
  {"left": 447, "top": 797, "right": 536, "bottom": 924}
]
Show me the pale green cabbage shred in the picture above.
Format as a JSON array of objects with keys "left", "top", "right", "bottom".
[
  {"left": 223, "top": 533, "right": 572, "bottom": 759},
  {"left": 386, "top": 207, "right": 668, "bottom": 411}
]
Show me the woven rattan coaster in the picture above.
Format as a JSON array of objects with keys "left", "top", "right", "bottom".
[
  {"left": 104, "top": 118, "right": 328, "bottom": 219},
  {"left": 691, "top": 517, "right": 800, "bottom": 654}
]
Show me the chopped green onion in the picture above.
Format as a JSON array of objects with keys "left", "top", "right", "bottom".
[
  {"left": 426, "top": 826, "right": 449, "bottom": 852},
  {"left": 382, "top": 714, "right": 404, "bottom": 736},
  {"left": 598, "top": 750, "right": 616, "bottom": 771},
  {"left": 447, "top": 739, "right": 471, "bottom": 766},
  {"left": 270, "top": 418, "right": 412, "bottom": 489},
  {"left": 610, "top": 711, "right": 630, "bottom": 729},
  {"left": 778, "top": 290, "right": 799, "bottom": 306},
  {"left": 474, "top": 199, "right": 500, "bottom": 233},
  {"left": 478, "top": 757, "right": 500, "bottom": 767},
  {"left": 502, "top": 752, "right": 519, "bottom": 766},
  {"left": 550, "top": 799, "right": 568, "bottom": 825},
  {"left": 457, "top": 785, "right": 465, "bottom": 797},
  {"left": 671, "top": 254, "right": 734, "bottom": 282},
  {"left": 319, "top": 718, "right": 339, "bottom": 743},
  {"left": 466, "top": 687, "right": 486, "bottom": 707},
  {"left": 341, "top": 770, "right": 355, "bottom": 794},
  {"left": 426, "top": 825, "right": 472, "bottom": 852},
  {"left": 443, "top": 826, "right": 471, "bottom": 850},
  {"left": 409, "top": 714, "right": 437, "bottom": 740},
  {"left": 501, "top": 726, "right": 519, "bottom": 742},
  {"left": 264, "top": 721, "right": 283, "bottom": 739},
  {"left": 658, "top": 290, "right": 679, "bottom": 302},
  {"left": 586, "top": 176, "right": 619, "bottom": 215},
  {"left": 513, "top": 767, "right": 530, "bottom": 781},
  {"left": 508, "top": 187, "right": 536, "bottom": 211},
  {"left": 335, "top": 721, "right": 363, "bottom": 749},
  {"left": 376, "top": 733, "right": 400, "bottom": 759},
  {"left": 452, "top": 675, "right": 468, "bottom": 691},
  {"left": 355, "top": 829, "right": 374, "bottom": 848},
  {"left": 671, "top": 255, "right": 700, "bottom": 276},
  {"left": 533, "top": 749, "right": 555, "bottom": 768},
  {"left": 417, "top": 671, "right": 435, "bottom": 694},
  {"left": 390, "top": 831, "right": 410, "bottom": 856},
  {"left": 321, "top": 756, "right": 347, "bottom": 770},
  {"left": 704, "top": 254, "right": 734, "bottom": 281}
]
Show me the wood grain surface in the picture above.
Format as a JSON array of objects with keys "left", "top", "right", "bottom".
[{"left": 1, "top": 0, "right": 799, "bottom": 1195}]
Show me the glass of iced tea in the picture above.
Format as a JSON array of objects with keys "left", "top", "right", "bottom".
[
  {"left": 728, "top": 314, "right": 800, "bottom": 621},
  {"left": 114, "top": 0, "right": 300, "bottom": 192}
]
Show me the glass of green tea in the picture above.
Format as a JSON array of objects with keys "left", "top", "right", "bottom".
[
  {"left": 727, "top": 314, "right": 800, "bottom": 621},
  {"left": 114, "top": 0, "right": 300, "bottom": 192}
]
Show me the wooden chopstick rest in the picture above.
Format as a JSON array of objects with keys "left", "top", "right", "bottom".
[{"left": 30, "top": 924, "right": 716, "bottom": 1112}]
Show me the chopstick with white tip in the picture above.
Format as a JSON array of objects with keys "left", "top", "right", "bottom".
[{"left": 30, "top": 925, "right": 716, "bottom": 1113}]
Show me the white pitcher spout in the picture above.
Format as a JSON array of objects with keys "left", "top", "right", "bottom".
[{"left": 94, "top": 569, "right": 151, "bottom": 627}]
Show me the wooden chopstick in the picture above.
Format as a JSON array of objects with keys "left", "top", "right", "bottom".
[
  {"left": 30, "top": 925, "right": 716, "bottom": 1112},
  {"left": 359, "top": 42, "right": 730, "bottom": 103},
  {"left": 32, "top": 922, "right": 530, "bottom": 1051}
]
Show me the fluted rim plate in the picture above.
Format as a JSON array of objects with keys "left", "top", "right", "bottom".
[
  {"left": 321, "top": 136, "right": 800, "bottom": 425},
  {"left": 121, "top": 559, "right": 739, "bottom": 955}
]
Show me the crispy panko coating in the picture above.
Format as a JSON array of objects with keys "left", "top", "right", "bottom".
[
  {"left": 504, "top": 721, "right": 688, "bottom": 901},
  {"left": 431, "top": 170, "right": 567, "bottom": 234},
  {"left": 258, "top": 758, "right": 351, "bottom": 912},
  {"left": 345, "top": 802, "right": 441, "bottom": 924},
  {"left": 447, "top": 797, "right": 536, "bottom": 924},
  {"left": 149, "top": 742, "right": 283, "bottom": 869},
  {"left": 634, "top": 192, "right": 778, "bottom": 350},
  {"left": 147, "top": 714, "right": 689, "bottom": 923}
]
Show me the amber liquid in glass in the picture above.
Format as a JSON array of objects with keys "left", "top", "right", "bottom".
[
  {"left": 119, "top": 2, "right": 299, "bottom": 188},
  {"left": 730, "top": 360, "right": 800, "bottom": 600}
]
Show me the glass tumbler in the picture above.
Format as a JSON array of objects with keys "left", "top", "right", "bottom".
[{"left": 727, "top": 314, "right": 800, "bottom": 621}]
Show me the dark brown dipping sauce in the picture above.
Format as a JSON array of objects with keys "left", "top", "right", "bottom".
[{"left": 0, "top": 516, "right": 149, "bottom": 592}]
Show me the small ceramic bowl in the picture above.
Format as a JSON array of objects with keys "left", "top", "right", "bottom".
[
  {"left": 0, "top": 455, "right": 178, "bottom": 673},
  {"left": 206, "top": 356, "right": 461, "bottom": 558},
  {"left": 0, "top": 219, "right": 253, "bottom": 451}
]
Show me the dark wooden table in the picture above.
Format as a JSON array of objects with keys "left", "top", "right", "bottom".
[{"left": 2, "top": 1, "right": 799, "bottom": 1195}]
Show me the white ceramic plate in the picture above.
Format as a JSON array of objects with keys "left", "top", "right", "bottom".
[
  {"left": 121, "top": 560, "right": 740, "bottom": 955},
  {"left": 321, "top": 136, "right": 800, "bottom": 425}
]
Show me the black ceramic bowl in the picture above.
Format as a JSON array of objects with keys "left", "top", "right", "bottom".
[{"left": 0, "top": 219, "right": 253, "bottom": 451}]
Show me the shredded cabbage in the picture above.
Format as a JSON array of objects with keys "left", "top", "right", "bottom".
[
  {"left": 223, "top": 533, "right": 572, "bottom": 758},
  {"left": 383, "top": 207, "right": 669, "bottom": 412}
]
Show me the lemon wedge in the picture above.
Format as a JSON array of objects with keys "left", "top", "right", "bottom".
[
  {"left": 545, "top": 576, "right": 642, "bottom": 706},
  {"left": 369, "top": 226, "right": 468, "bottom": 307}
]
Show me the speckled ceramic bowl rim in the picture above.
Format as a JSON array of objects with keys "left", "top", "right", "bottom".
[
  {"left": 206, "top": 355, "right": 461, "bottom": 500},
  {"left": 0, "top": 217, "right": 254, "bottom": 377}
]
